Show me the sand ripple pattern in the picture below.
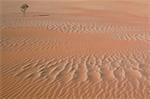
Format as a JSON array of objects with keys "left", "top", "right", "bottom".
[
  {"left": 1, "top": 19, "right": 149, "bottom": 32},
  {"left": 1, "top": 15, "right": 150, "bottom": 99},
  {"left": 0, "top": 37, "right": 63, "bottom": 51},
  {"left": 1, "top": 18, "right": 150, "bottom": 41},
  {"left": 1, "top": 54, "right": 150, "bottom": 99}
]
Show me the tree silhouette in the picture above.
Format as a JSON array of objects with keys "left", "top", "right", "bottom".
[{"left": 20, "top": 3, "right": 29, "bottom": 16}]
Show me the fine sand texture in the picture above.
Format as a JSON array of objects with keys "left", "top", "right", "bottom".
[{"left": 1, "top": 0, "right": 150, "bottom": 99}]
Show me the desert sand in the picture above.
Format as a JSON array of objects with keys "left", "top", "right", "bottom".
[{"left": 1, "top": 0, "right": 150, "bottom": 99}]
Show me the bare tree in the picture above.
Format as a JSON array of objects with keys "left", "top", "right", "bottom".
[{"left": 20, "top": 3, "right": 29, "bottom": 16}]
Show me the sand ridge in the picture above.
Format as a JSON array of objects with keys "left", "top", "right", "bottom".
[{"left": 1, "top": 54, "right": 150, "bottom": 98}]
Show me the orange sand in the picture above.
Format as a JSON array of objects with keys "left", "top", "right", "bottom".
[{"left": 1, "top": 0, "right": 150, "bottom": 99}]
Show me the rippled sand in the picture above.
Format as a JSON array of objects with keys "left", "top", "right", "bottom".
[{"left": 1, "top": 0, "right": 150, "bottom": 99}]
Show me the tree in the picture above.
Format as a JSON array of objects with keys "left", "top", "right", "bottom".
[{"left": 20, "top": 3, "right": 29, "bottom": 16}]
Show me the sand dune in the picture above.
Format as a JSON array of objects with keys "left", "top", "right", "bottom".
[
  {"left": 1, "top": 53, "right": 150, "bottom": 98},
  {"left": 1, "top": 26, "right": 150, "bottom": 98},
  {"left": 1, "top": 0, "right": 150, "bottom": 99}
]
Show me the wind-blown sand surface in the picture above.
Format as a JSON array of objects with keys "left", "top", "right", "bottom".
[{"left": 1, "top": 0, "right": 150, "bottom": 99}]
